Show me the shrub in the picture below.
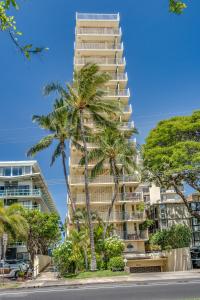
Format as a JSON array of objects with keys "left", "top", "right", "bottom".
[
  {"left": 150, "top": 224, "right": 192, "bottom": 250},
  {"left": 104, "top": 236, "right": 125, "bottom": 259},
  {"left": 108, "top": 256, "right": 125, "bottom": 272},
  {"left": 53, "top": 240, "right": 82, "bottom": 275}
]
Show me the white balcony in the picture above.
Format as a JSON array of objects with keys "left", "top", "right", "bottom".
[
  {"left": 70, "top": 175, "right": 140, "bottom": 186},
  {"left": 73, "top": 192, "right": 143, "bottom": 204},
  {"left": 76, "top": 27, "right": 121, "bottom": 36},
  {"left": 115, "top": 230, "right": 148, "bottom": 240},
  {"left": 75, "top": 42, "right": 123, "bottom": 51},
  {"left": 0, "top": 188, "right": 42, "bottom": 198},
  {"left": 97, "top": 211, "right": 145, "bottom": 222},
  {"left": 76, "top": 13, "right": 120, "bottom": 21},
  {"left": 74, "top": 57, "right": 126, "bottom": 71},
  {"left": 110, "top": 73, "right": 128, "bottom": 81}
]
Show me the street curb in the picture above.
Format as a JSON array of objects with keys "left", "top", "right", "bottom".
[{"left": 1, "top": 276, "right": 200, "bottom": 291}]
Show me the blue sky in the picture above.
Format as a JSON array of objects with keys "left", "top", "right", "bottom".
[{"left": 0, "top": 0, "right": 199, "bottom": 221}]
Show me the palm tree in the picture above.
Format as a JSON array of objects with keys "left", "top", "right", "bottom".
[
  {"left": 27, "top": 99, "right": 80, "bottom": 230},
  {"left": 81, "top": 126, "right": 137, "bottom": 239},
  {"left": 44, "top": 64, "right": 120, "bottom": 271},
  {"left": 0, "top": 202, "right": 28, "bottom": 258}
]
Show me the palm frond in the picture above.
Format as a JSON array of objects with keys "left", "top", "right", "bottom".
[
  {"left": 27, "top": 134, "right": 54, "bottom": 157},
  {"left": 50, "top": 142, "right": 62, "bottom": 166}
]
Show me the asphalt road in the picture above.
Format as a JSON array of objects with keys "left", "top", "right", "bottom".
[{"left": 0, "top": 281, "right": 200, "bottom": 300}]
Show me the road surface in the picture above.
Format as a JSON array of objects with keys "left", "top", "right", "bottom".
[{"left": 0, "top": 280, "right": 200, "bottom": 300}]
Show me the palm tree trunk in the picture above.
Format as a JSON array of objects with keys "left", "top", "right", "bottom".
[
  {"left": 79, "top": 109, "right": 97, "bottom": 271},
  {"left": 60, "top": 145, "right": 80, "bottom": 231},
  {"left": 103, "top": 159, "right": 119, "bottom": 240},
  {"left": 83, "top": 246, "right": 88, "bottom": 270}
]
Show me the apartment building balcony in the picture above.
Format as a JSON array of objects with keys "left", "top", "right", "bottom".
[
  {"left": 97, "top": 211, "right": 145, "bottom": 222},
  {"left": 75, "top": 42, "right": 123, "bottom": 56},
  {"left": 0, "top": 188, "right": 42, "bottom": 198},
  {"left": 69, "top": 175, "right": 140, "bottom": 186},
  {"left": 115, "top": 230, "right": 148, "bottom": 241},
  {"left": 76, "top": 13, "right": 120, "bottom": 27},
  {"left": 73, "top": 192, "right": 143, "bottom": 205},
  {"left": 76, "top": 27, "right": 121, "bottom": 41},
  {"left": 74, "top": 57, "right": 126, "bottom": 71}
]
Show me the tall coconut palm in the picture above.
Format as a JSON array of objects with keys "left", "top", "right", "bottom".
[
  {"left": 81, "top": 126, "right": 138, "bottom": 239},
  {"left": 0, "top": 202, "right": 28, "bottom": 258},
  {"left": 27, "top": 99, "right": 81, "bottom": 230},
  {"left": 44, "top": 64, "right": 120, "bottom": 271}
]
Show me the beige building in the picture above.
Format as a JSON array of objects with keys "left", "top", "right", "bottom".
[{"left": 68, "top": 13, "right": 148, "bottom": 253}]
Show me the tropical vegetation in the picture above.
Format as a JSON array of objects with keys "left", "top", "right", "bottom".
[
  {"left": 150, "top": 224, "right": 192, "bottom": 251},
  {"left": 143, "top": 110, "right": 200, "bottom": 220}
]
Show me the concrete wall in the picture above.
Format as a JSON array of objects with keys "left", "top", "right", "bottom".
[
  {"left": 149, "top": 185, "right": 161, "bottom": 204},
  {"left": 33, "top": 255, "right": 51, "bottom": 277},
  {"left": 162, "top": 247, "right": 192, "bottom": 272}
]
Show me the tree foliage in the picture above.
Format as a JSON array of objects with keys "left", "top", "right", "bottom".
[
  {"left": 169, "top": 0, "right": 187, "bottom": 14},
  {"left": 23, "top": 210, "right": 61, "bottom": 265},
  {"left": 150, "top": 224, "right": 192, "bottom": 250},
  {"left": 104, "top": 236, "right": 125, "bottom": 259},
  {"left": 143, "top": 111, "right": 200, "bottom": 219},
  {"left": 0, "top": 0, "right": 47, "bottom": 59}
]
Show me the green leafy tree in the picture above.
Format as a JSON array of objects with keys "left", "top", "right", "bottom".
[
  {"left": 23, "top": 210, "right": 61, "bottom": 266},
  {"left": 44, "top": 63, "right": 120, "bottom": 271},
  {"left": 143, "top": 110, "right": 200, "bottom": 220},
  {"left": 169, "top": 0, "right": 187, "bottom": 14},
  {"left": 81, "top": 127, "right": 137, "bottom": 239},
  {"left": 0, "top": 0, "right": 47, "bottom": 59},
  {"left": 150, "top": 224, "right": 192, "bottom": 250}
]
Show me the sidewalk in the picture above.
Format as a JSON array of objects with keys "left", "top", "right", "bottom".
[{"left": 20, "top": 269, "right": 200, "bottom": 289}]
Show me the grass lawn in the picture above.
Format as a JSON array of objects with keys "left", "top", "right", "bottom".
[{"left": 65, "top": 270, "right": 128, "bottom": 280}]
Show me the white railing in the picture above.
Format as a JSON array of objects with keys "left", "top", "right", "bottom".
[
  {"left": 119, "top": 121, "right": 134, "bottom": 130},
  {"left": 104, "top": 89, "right": 130, "bottom": 97},
  {"left": 97, "top": 211, "right": 145, "bottom": 221},
  {"left": 123, "top": 104, "right": 132, "bottom": 113},
  {"left": 0, "top": 188, "right": 42, "bottom": 197},
  {"left": 76, "top": 42, "right": 123, "bottom": 50},
  {"left": 19, "top": 203, "right": 41, "bottom": 210},
  {"left": 77, "top": 27, "right": 121, "bottom": 35},
  {"left": 115, "top": 230, "right": 148, "bottom": 240},
  {"left": 70, "top": 175, "right": 140, "bottom": 185},
  {"left": 75, "top": 57, "right": 125, "bottom": 65},
  {"left": 73, "top": 192, "right": 143, "bottom": 204},
  {"left": 110, "top": 73, "right": 128, "bottom": 81},
  {"left": 76, "top": 13, "right": 119, "bottom": 21}
]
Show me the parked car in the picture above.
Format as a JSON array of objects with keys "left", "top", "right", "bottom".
[
  {"left": 5, "top": 260, "right": 30, "bottom": 272},
  {"left": 0, "top": 261, "right": 20, "bottom": 278}
]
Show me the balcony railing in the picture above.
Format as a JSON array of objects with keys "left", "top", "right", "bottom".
[
  {"left": 97, "top": 211, "right": 145, "bottom": 221},
  {"left": 75, "top": 42, "right": 123, "bottom": 50},
  {"left": 115, "top": 230, "right": 148, "bottom": 240},
  {"left": 70, "top": 175, "right": 140, "bottom": 185},
  {"left": 76, "top": 27, "right": 121, "bottom": 35},
  {"left": 73, "top": 192, "right": 143, "bottom": 204},
  {"left": 0, "top": 188, "right": 42, "bottom": 197},
  {"left": 76, "top": 13, "right": 119, "bottom": 21},
  {"left": 104, "top": 89, "right": 130, "bottom": 97},
  {"left": 110, "top": 73, "right": 128, "bottom": 81},
  {"left": 74, "top": 57, "right": 126, "bottom": 66}
]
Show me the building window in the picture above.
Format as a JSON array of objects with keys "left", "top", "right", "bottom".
[{"left": 12, "top": 167, "right": 23, "bottom": 176}]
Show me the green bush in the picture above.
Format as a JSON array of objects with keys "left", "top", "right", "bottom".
[
  {"left": 108, "top": 256, "right": 125, "bottom": 272},
  {"left": 150, "top": 224, "right": 192, "bottom": 250},
  {"left": 104, "top": 236, "right": 125, "bottom": 259},
  {"left": 53, "top": 240, "right": 82, "bottom": 275}
]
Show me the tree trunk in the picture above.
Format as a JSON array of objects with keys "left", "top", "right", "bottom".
[
  {"left": 61, "top": 145, "right": 80, "bottom": 232},
  {"left": 83, "top": 246, "right": 88, "bottom": 270},
  {"left": 79, "top": 110, "right": 97, "bottom": 271},
  {"left": 103, "top": 159, "right": 119, "bottom": 240},
  {"left": 172, "top": 184, "right": 200, "bottom": 220}
]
